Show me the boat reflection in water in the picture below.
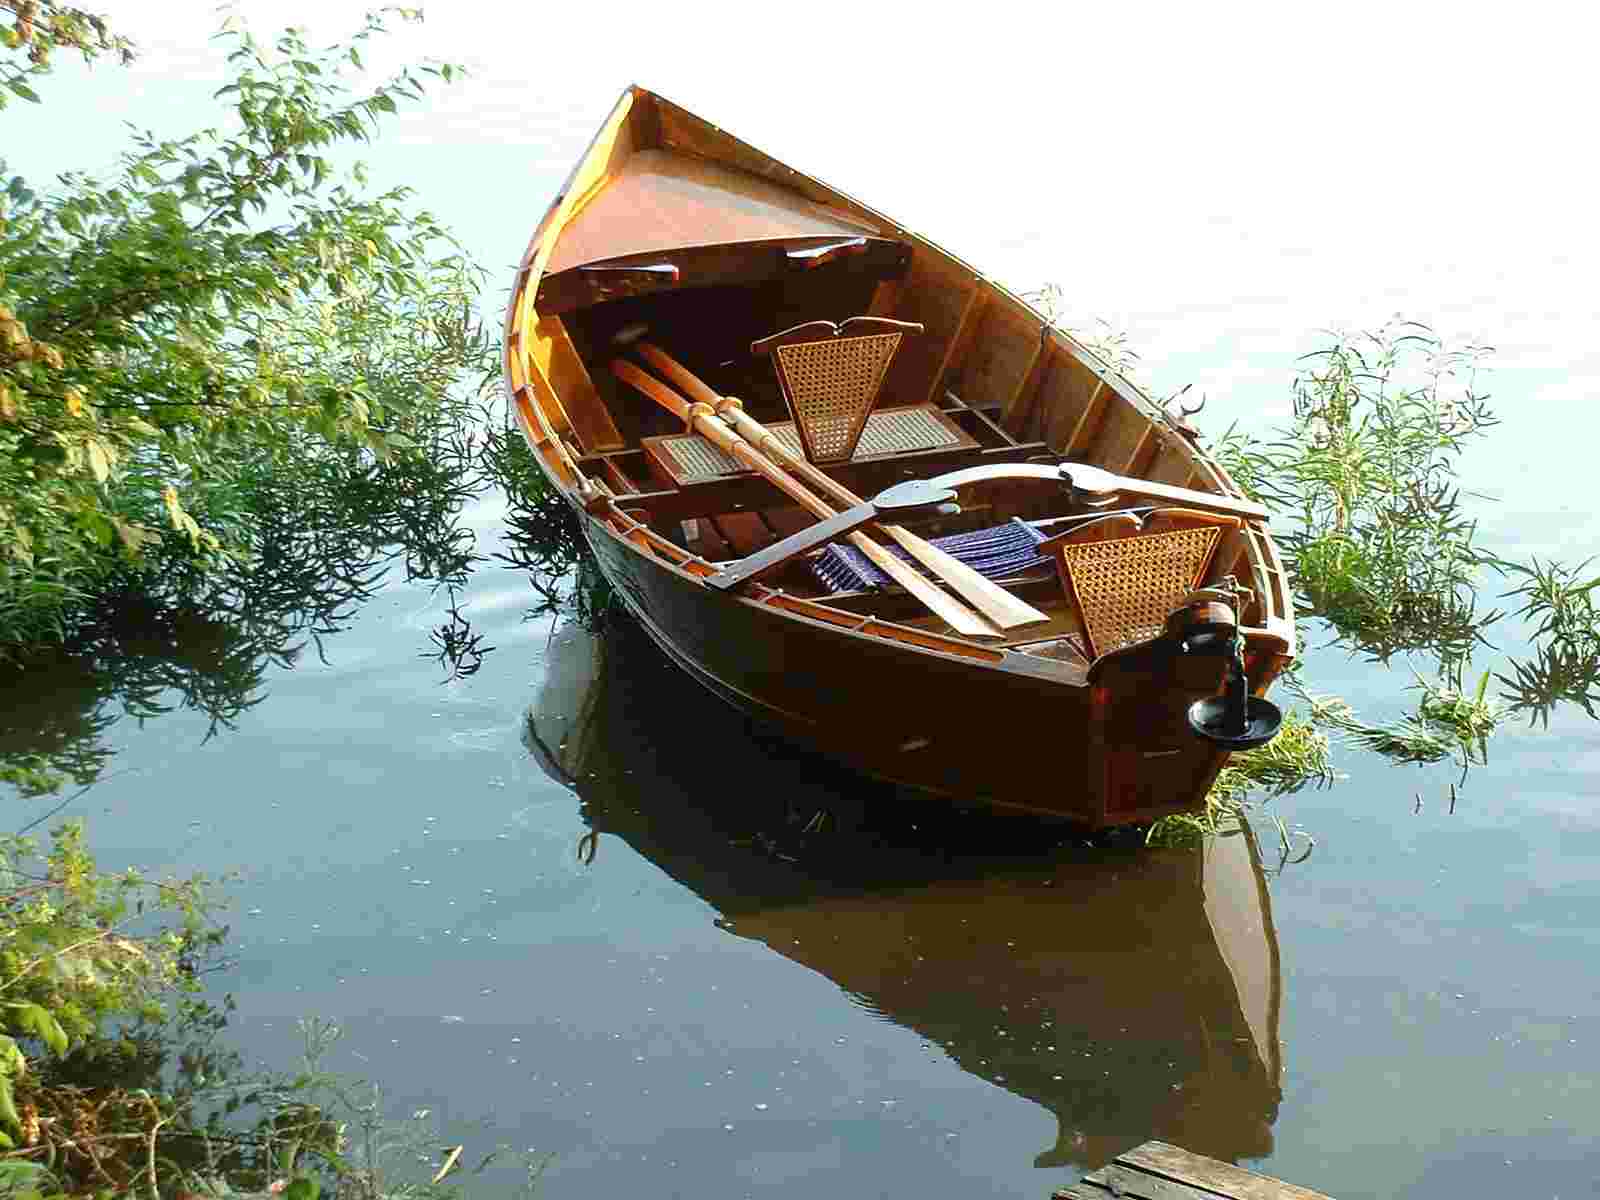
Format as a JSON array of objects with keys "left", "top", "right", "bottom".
[{"left": 526, "top": 616, "right": 1285, "bottom": 1170}]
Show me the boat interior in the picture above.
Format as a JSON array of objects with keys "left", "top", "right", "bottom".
[{"left": 510, "top": 91, "right": 1293, "bottom": 669}]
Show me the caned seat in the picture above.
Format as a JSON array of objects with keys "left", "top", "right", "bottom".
[
  {"left": 1034, "top": 507, "right": 1243, "bottom": 660},
  {"left": 751, "top": 316, "right": 924, "bottom": 463}
]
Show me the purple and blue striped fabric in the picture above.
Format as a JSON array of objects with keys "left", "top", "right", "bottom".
[{"left": 813, "top": 518, "right": 1050, "bottom": 594}]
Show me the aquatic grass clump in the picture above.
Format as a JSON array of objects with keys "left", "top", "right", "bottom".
[
  {"left": 1147, "top": 710, "right": 1334, "bottom": 848},
  {"left": 1288, "top": 669, "right": 1500, "bottom": 782},
  {"left": 1210, "top": 321, "right": 1504, "bottom": 673}
]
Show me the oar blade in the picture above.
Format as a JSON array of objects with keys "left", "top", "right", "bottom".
[
  {"left": 881, "top": 526, "right": 1050, "bottom": 630},
  {"left": 851, "top": 535, "right": 1004, "bottom": 641}
]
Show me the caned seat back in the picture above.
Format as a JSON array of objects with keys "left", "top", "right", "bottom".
[
  {"left": 752, "top": 317, "right": 924, "bottom": 463},
  {"left": 1035, "top": 507, "right": 1242, "bottom": 660}
]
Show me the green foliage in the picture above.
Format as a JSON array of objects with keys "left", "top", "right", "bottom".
[
  {"left": 1210, "top": 322, "right": 1502, "bottom": 671},
  {"left": 1, "top": 407, "right": 490, "bottom": 799},
  {"left": 1195, "top": 321, "right": 1600, "bottom": 799},
  {"left": 1290, "top": 670, "right": 1500, "bottom": 781},
  {"left": 0, "top": 8, "right": 493, "bottom": 654},
  {"left": 0, "top": 1, "right": 133, "bottom": 110},
  {"left": 482, "top": 414, "right": 615, "bottom": 627},
  {"left": 0, "top": 819, "right": 218, "bottom": 1171},
  {"left": 1148, "top": 709, "right": 1334, "bottom": 848}
]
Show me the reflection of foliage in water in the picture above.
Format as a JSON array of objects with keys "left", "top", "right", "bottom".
[
  {"left": 479, "top": 412, "right": 613, "bottom": 628},
  {"left": 1494, "top": 556, "right": 1600, "bottom": 725},
  {"left": 0, "top": 413, "right": 487, "bottom": 798}
]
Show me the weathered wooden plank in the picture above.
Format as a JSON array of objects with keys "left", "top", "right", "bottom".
[
  {"left": 1052, "top": 1185, "right": 1108, "bottom": 1200},
  {"left": 1083, "top": 1162, "right": 1215, "bottom": 1200},
  {"left": 1118, "top": 1141, "right": 1334, "bottom": 1200}
]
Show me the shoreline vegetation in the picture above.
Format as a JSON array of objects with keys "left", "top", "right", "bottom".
[{"left": 1, "top": 4, "right": 1598, "bottom": 1195}]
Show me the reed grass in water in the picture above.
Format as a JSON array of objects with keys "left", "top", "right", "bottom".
[{"left": 1101, "top": 319, "right": 1600, "bottom": 842}]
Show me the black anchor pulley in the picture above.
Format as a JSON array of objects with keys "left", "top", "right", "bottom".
[{"left": 1173, "top": 580, "right": 1284, "bottom": 752}]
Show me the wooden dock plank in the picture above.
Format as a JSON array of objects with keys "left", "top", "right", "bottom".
[
  {"left": 1120, "top": 1142, "right": 1331, "bottom": 1200},
  {"left": 1054, "top": 1141, "right": 1333, "bottom": 1200},
  {"left": 1083, "top": 1162, "right": 1214, "bottom": 1200}
]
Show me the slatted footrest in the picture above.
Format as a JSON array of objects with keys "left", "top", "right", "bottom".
[{"left": 643, "top": 404, "right": 973, "bottom": 486}]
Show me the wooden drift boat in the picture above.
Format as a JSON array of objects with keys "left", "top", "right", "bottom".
[{"left": 504, "top": 85, "right": 1297, "bottom": 826}]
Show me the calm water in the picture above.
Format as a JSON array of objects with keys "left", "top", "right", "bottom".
[
  {"left": 10, "top": 20, "right": 1600, "bottom": 1194},
  {"left": 3, "top": 485, "right": 1597, "bottom": 1199}
]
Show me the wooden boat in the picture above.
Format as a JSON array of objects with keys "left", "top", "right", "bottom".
[
  {"left": 526, "top": 617, "right": 1285, "bottom": 1169},
  {"left": 505, "top": 86, "right": 1297, "bottom": 826}
]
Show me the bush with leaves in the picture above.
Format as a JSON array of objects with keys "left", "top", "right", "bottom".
[
  {"left": 1209, "top": 322, "right": 1503, "bottom": 670},
  {"left": 0, "top": 820, "right": 219, "bottom": 1163},
  {"left": 0, "top": 6, "right": 493, "bottom": 654}
]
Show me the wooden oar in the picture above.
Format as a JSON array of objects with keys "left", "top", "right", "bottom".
[
  {"left": 632, "top": 343, "right": 1050, "bottom": 631},
  {"left": 609, "top": 360, "right": 1003, "bottom": 640}
]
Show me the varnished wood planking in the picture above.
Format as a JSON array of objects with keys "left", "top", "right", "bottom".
[
  {"left": 881, "top": 251, "right": 980, "bottom": 405},
  {"left": 711, "top": 511, "right": 777, "bottom": 557},
  {"left": 545, "top": 150, "right": 878, "bottom": 275},
  {"left": 999, "top": 335, "right": 1048, "bottom": 432},
  {"left": 1056, "top": 374, "right": 1111, "bottom": 457},
  {"left": 1146, "top": 433, "right": 1199, "bottom": 486},
  {"left": 654, "top": 97, "right": 888, "bottom": 233},
  {"left": 934, "top": 290, "right": 987, "bottom": 402},
  {"left": 955, "top": 300, "right": 1042, "bottom": 412},
  {"left": 1084, "top": 386, "right": 1155, "bottom": 472},
  {"left": 1028, "top": 351, "right": 1095, "bottom": 452},
  {"left": 529, "top": 316, "right": 623, "bottom": 452},
  {"left": 867, "top": 275, "right": 904, "bottom": 319}
]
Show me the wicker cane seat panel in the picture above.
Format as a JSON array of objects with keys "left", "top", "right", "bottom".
[
  {"left": 645, "top": 404, "right": 969, "bottom": 486},
  {"left": 1058, "top": 525, "right": 1224, "bottom": 658},
  {"left": 774, "top": 332, "right": 903, "bottom": 462}
]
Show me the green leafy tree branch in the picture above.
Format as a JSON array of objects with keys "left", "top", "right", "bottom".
[{"left": 0, "top": 7, "right": 493, "bottom": 654}]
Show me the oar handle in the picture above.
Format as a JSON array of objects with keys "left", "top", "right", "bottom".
[
  {"left": 627, "top": 343, "right": 1037, "bottom": 632},
  {"left": 611, "top": 358, "right": 692, "bottom": 424},
  {"left": 636, "top": 342, "right": 867, "bottom": 511},
  {"left": 610, "top": 359, "right": 835, "bottom": 521},
  {"left": 613, "top": 356, "right": 1002, "bottom": 639},
  {"left": 636, "top": 342, "right": 723, "bottom": 408}
]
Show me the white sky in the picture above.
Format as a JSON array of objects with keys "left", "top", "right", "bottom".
[{"left": 20, "top": 0, "right": 1600, "bottom": 551}]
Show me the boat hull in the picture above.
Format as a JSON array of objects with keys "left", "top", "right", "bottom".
[{"left": 580, "top": 505, "right": 1235, "bottom": 824}]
